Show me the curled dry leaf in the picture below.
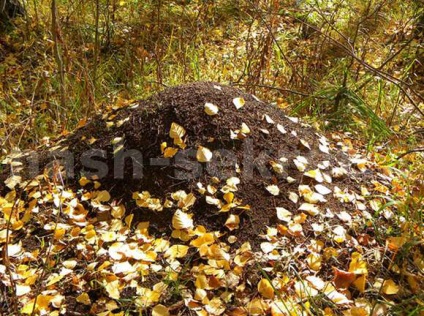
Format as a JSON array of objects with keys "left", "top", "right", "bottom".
[
  {"left": 293, "top": 156, "right": 308, "bottom": 172},
  {"left": 240, "top": 122, "right": 250, "bottom": 134},
  {"left": 169, "top": 122, "right": 186, "bottom": 149},
  {"left": 258, "top": 278, "right": 274, "bottom": 299},
  {"left": 233, "top": 97, "right": 245, "bottom": 109},
  {"left": 287, "top": 116, "right": 299, "bottom": 123},
  {"left": 76, "top": 292, "right": 91, "bottom": 305},
  {"left": 172, "top": 209, "right": 194, "bottom": 230},
  {"left": 352, "top": 274, "right": 367, "bottom": 293},
  {"left": 331, "top": 167, "right": 348, "bottom": 178},
  {"left": 266, "top": 185, "right": 280, "bottom": 196},
  {"left": 270, "top": 161, "right": 284, "bottom": 174},
  {"left": 164, "top": 244, "right": 189, "bottom": 259},
  {"left": 299, "top": 203, "right": 320, "bottom": 215},
  {"left": 349, "top": 252, "right": 368, "bottom": 275},
  {"left": 225, "top": 214, "right": 240, "bottom": 230},
  {"left": 247, "top": 298, "right": 267, "bottom": 315},
  {"left": 277, "top": 123, "right": 287, "bottom": 134},
  {"left": 299, "top": 139, "right": 311, "bottom": 150},
  {"left": 152, "top": 304, "right": 170, "bottom": 316},
  {"left": 382, "top": 279, "right": 399, "bottom": 295},
  {"left": 197, "top": 146, "right": 213, "bottom": 162},
  {"left": 79, "top": 176, "right": 91, "bottom": 186},
  {"left": 204, "top": 102, "right": 219, "bottom": 116},
  {"left": 288, "top": 191, "right": 299, "bottom": 203},
  {"left": 5, "top": 175, "right": 21, "bottom": 189},
  {"left": 264, "top": 114, "right": 275, "bottom": 124},
  {"left": 276, "top": 207, "right": 292, "bottom": 222},
  {"left": 333, "top": 267, "right": 356, "bottom": 289},
  {"left": 315, "top": 184, "right": 332, "bottom": 195},
  {"left": 111, "top": 137, "right": 123, "bottom": 145}
]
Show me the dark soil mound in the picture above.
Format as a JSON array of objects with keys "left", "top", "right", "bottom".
[{"left": 1, "top": 82, "right": 366, "bottom": 247}]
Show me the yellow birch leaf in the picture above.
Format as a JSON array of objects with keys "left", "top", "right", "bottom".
[
  {"left": 247, "top": 298, "right": 267, "bottom": 315},
  {"left": 21, "top": 299, "right": 36, "bottom": 314},
  {"left": 204, "top": 103, "right": 219, "bottom": 116},
  {"left": 349, "top": 252, "right": 368, "bottom": 274},
  {"left": 164, "top": 147, "right": 178, "bottom": 158},
  {"left": 196, "top": 146, "right": 213, "bottom": 162},
  {"left": 169, "top": 122, "right": 186, "bottom": 140},
  {"left": 382, "top": 279, "right": 399, "bottom": 295},
  {"left": 172, "top": 210, "right": 194, "bottom": 230},
  {"left": 164, "top": 245, "right": 189, "bottom": 259},
  {"left": 386, "top": 236, "right": 407, "bottom": 252},
  {"left": 233, "top": 97, "right": 245, "bottom": 109},
  {"left": 352, "top": 274, "right": 367, "bottom": 293},
  {"left": 76, "top": 292, "right": 91, "bottom": 305},
  {"left": 79, "top": 177, "right": 91, "bottom": 186},
  {"left": 152, "top": 304, "right": 170, "bottom": 316},
  {"left": 104, "top": 280, "right": 120, "bottom": 299},
  {"left": 266, "top": 185, "right": 280, "bottom": 196},
  {"left": 307, "top": 253, "right": 322, "bottom": 271},
  {"left": 258, "top": 278, "right": 275, "bottom": 299},
  {"left": 96, "top": 190, "right": 111, "bottom": 202}
]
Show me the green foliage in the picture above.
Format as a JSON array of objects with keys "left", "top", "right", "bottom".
[{"left": 0, "top": 0, "right": 422, "bottom": 150}]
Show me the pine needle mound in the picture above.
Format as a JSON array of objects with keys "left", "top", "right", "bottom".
[{"left": 3, "top": 82, "right": 372, "bottom": 246}]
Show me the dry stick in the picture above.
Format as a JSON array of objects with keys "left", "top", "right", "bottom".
[
  {"left": 17, "top": 78, "right": 43, "bottom": 147},
  {"left": 233, "top": 82, "right": 326, "bottom": 99},
  {"left": 155, "top": 0, "right": 163, "bottom": 85},
  {"left": 19, "top": 0, "right": 31, "bottom": 38},
  {"left": 378, "top": 34, "right": 416, "bottom": 70},
  {"left": 388, "top": 84, "right": 404, "bottom": 127},
  {"left": 32, "top": 0, "right": 39, "bottom": 26},
  {"left": 397, "top": 148, "right": 424, "bottom": 159},
  {"left": 233, "top": 17, "right": 256, "bottom": 85},
  {"left": 51, "top": 0, "right": 67, "bottom": 123},
  {"left": 355, "top": 30, "right": 416, "bottom": 93},
  {"left": 90, "top": 0, "right": 100, "bottom": 118},
  {"left": 380, "top": 13, "right": 418, "bottom": 65}
]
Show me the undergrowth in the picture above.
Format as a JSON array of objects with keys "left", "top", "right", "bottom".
[{"left": 0, "top": 0, "right": 423, "bottom": 150}]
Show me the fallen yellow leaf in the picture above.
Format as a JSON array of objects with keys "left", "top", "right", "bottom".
[{"left": 258, "top": 278, "right": 274, "bottom": 299}]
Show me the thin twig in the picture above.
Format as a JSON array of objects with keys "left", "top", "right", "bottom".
[
  {"left": 397, "top": 148, "right": 424, "bottom": 159},
  {"left": 233, "top": 82, "right": 326, "bottom": 99}
]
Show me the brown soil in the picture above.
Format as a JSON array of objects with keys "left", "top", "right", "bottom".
[{"left": 1, "top": 82, "right": 363, "bottom": 248}]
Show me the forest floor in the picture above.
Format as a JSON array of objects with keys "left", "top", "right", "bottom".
[
  {"left": 1, "top": 82, "right": 423, "bottom": 315},
  {"left": 1, "top": 1, "right": 424, "bottom": 315}
]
